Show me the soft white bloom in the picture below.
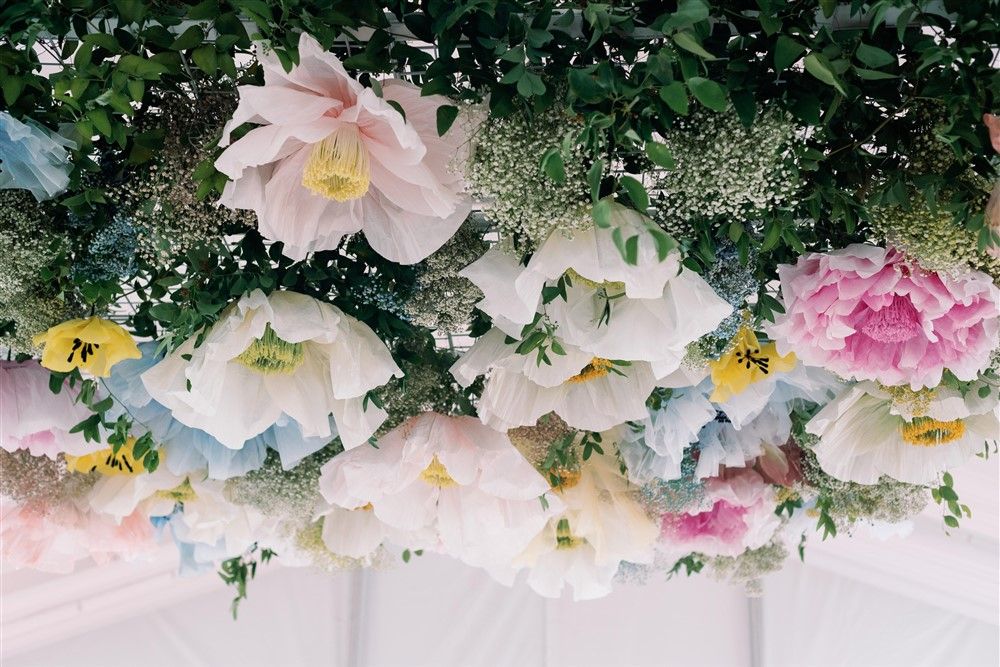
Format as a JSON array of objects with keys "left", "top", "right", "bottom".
[
  {"left": 451, "top": 328, "right": 658, "bottom": 432},
  {"left": 317, "top": 412, "right": 562, "bottom": 567},
  {"left": 460, "top": 203, "right": 731, "bottom": 377},
  {"left": 143, "top": 289, "right": 402, "bottom": 450},
  {"left": 714, "top": 363, "right": 844, "bottom": 430},
  {"left": 513, "top": 452, "right": 658, "bottom": 600},
  {"left": 807, "top": 381, "right": 999, "bottom": 484}
]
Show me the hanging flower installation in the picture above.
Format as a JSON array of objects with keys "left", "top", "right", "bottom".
[{"left": 2, "top": 0, "right": 999, "bottom": 610}]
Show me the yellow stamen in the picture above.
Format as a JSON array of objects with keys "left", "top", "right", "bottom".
[
  {"left": 420, "top": 455, "right": 458, "bottom": 488},
  {"left": 567, "top": 357, "right": 614, "bottom": 384},
  {"left": 357, "top": 502, "right": 374, "bottom": 511},
  {"left": 156, "top": 478, "right": 197, "bottom": 503},
  {"left": 235, "top": 323, "right": 305, "bottom": 375},
  {"left": 550, "top": 468, "right": 581, "bottom": 492},
  {"left": 900, "top": 417, "right": 966, "bottom": 447},
  {"left": 302, "top": 126, "right": 370, "bottom": 201},
  {"left": 564, "top": 268, "right": 625, "bottom": 294},
  {"left": 555, "top": 518, "right": 584, "bottom": 550}
]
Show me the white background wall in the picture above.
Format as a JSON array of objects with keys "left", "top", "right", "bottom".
[{"left": 3, "top": 457, "right": 997, "bottom": 667}]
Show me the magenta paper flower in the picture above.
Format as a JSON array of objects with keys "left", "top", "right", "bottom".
[
  {"left": 769, "top": 244, "right": 1000, "bottom": 389},
  {"left": 215, "top": 33, "right": 472, "bottom": 263},
  {"left": 659, "top": 468, "right": 779, "bottom": 558}
]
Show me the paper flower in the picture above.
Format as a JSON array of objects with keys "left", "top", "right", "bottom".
[
  {"left": 659, "top": 467, "right": 780, "bottom": 558},
  {"left": 451, "top": 328, "right": 658, "bottom": 432},
  {"left": 106, "top": 342, "right": 336, "bottom": 480},
  {"left": 215, "top": 32, "right": 471, "bottom": 263},
  {"left": 143, "top": 289, "right": 402, "bottom": 450},
  {"left": 769, "top": 244, "right": 1000, "bottom": 389},
  {"left": 460, "top": 203, "right": 731, "bottom": 377},
  {"left": 513, "top": 452, "right": 658, "bottom": 600},
  {"left": 32, "top": 316, "right": 141, "bottom": 377},
  {"left": 708, "top": 325, "right": 796, "bottom": 403},
  {"left": 806, "top": 381, "right": 999, "bottom": 484},
  {"left": 0, "top": 112, "right": 74, "bottom": 201},
  {"left": 0, "top": 499, "right": 155, "bottom": 573},
  {"left": 0, "top": 360, "right": 95, "bottom": 458},
  {"left": 317, "top": 412, "right": 561, "bottom": 567}
]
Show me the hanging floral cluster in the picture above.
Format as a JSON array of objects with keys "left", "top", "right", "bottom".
[{"left": 2, "top": 0, "right": 999, "bottom": 611}]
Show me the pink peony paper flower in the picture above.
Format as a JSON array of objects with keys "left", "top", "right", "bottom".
[
  {"left": 1, "top": 500, "right": 156, "bottom": 573},
  {"left": 0, "top": 360, "right": 95, "bottom": 458},
  {"left": 769, "top": 244, "right": 1000, "bottom": 389},
  {"left": 215, "top": 33, "right": 472, "bottom": 263},
  {"left": 659, "top": 467, "right": 779, "bottom": 558}
]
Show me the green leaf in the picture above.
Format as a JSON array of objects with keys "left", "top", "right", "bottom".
[
  {"left": 686, "top": 77, "right": 727, "bottom": 112},
  {"left": 87, "top": 108, "right": 113, "bottom": 137},
  {"left": 624, "top": 234, "right": 639, "bottom": 266},
  {"left": 943, "top": 515, "right": 959, "bottom": 529},
  {"left": 672, "top": 31, "right": 716, "bottom": 60},
  {"left": 435, "top": 104, "right": 459, "bottom": 136},
  {"left": 804, "top": 53, "right": 846, "bottom": 96},
  {"left": 117, "top": 55, "right": 170, "bottom": 80},
  {"left": 592, "top": 197, "right": 614, "bottom": 228},
  {"left": 1, "top": 77, "right": 24, "bottom": 105},
  {"left": 644, "top": 141, "right": 675, "bottom": 169},
  {"left": 568, "top": 68, "right": 603, "bottom": 103},
  {"left": 171, "top": 25, "right": 205, "bottom": 51},
  {"left": 620, "top": 175, "right": 649, "bottom": 211},
  {"left": 191, "top": 45, "right": 217, "bottom": 75},
  {"left": 126, "top": 78, "right": 145, "bottom": 102},
  {"left": 588, "top": 159, "right": 604, "bottom": 202},
  {"left": 855, "top": 43, "right": 895, "bottom": 68},
  {"left": 540, "top": 148, "right": 566, "bottom": 182},
  {"left": 854, "top": 68, "right": 897, "bottom": 80},
  {"left": 659, "top": 81, "right": 689, "bottom": 115},
  {"left": 774, "top": 36, "right": 806, "bottom": 71}
]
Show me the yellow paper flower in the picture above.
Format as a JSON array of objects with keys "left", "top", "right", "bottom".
[
  {"left": 32, "top": 316, "right": 141, "bottom": 377},
  {"left": 709, "top": 325, "right": 796, "bottom": 403},
  {"left": 65, "top": 438, "right": 145, "bottom": 476}
]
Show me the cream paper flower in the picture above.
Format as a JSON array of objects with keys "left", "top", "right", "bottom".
[
  {"left": 806, "top": 381, "right": 999, "bottom": 485},
  {"left": 317, "top": 412, "right": 562, "bottom": 567},
  {"left": 143, "top": 289, "right": 402, "bottom": 450},
  {"left": 451, "top": 328, "right": 658, "bottom": 432},
  {"left": 460, "top": 203, "right": 731, "bottom": 378},
  {"left": 513, "top": 451, "right": 658, "bottom": 600}
]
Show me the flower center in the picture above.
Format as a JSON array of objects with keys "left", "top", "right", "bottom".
[
  {"left": 66, "top": 337, "right": 100, "bottom": 364},
  {"left": 555, "top": 518, "right": 584, "bottom": 550},
  {"left": 900, "top": 417, "right": 966, "bottom": 447},
  {"left": 567, "top": 357, "right": 614, "bottom": 384},
  {"left": 235, "top": 324, "right": 305, "bottom": 375},
  {"left": 861, "top": 296, "right": 922, "bottom": 343},
  {"left": 420, "top": 455, "right": 458, "bottom": 488},
  {"left": 65, "top": 439, "right": 144, "bottom": 476},
  {"left": 302, "top": 126, "right": 370, "bottom": 201},
  {"left": 564, "top": 269, "right": 625, "bottom": 294},
  {"left": 156, "top": 478, "right": 197, "bottom": 503},
  {"left": 550, "top": 468, "right": 581, "bottom": 492}
]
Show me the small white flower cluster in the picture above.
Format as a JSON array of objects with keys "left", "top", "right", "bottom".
[
  {"left": 402, "top": 223, "right": 487, "bottom": 332},
  {"left": 467, "top": 104, "right": 593, "bottom": 248},
  {"left": 0, "top": 449, "right": 96, "bottom": 509},
  {"left": 108, "top": 93, "right": 253, "bottom": 265},
  {"left": 653, "top": 106, "right": 802, "bottom": 231},
  {"left": 708, "top": 540, "right": 789, "bottom": 595}
]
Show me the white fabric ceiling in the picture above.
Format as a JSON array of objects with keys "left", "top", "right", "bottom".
[{"left": 3, "top": 457, "right": 997, "bottom": 667}]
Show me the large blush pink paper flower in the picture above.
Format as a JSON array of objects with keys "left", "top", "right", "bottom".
[
  {"left": 215, "top": 33, "right": 472, "bottom": 263},
  {"left": 769, "top": 244, "right": 1000, "bottom": 389},
  {"left": 1, "top": 360, "right": 95, "bottom": 459}
]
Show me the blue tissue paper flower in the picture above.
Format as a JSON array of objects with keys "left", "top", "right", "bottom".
[{"left": 0, "top": 112, "right": 74, "bottom": 201}]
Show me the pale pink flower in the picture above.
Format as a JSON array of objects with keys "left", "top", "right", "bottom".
[
  {"left": 1, "top": 500, "right": 156, "bottom": 573},
  {"left": 659, "top": 468, "right": 779, "bottom": 558},
  {"left": 769, "top": 244, "right": 1000, "bottom": 390},
  {"left": 0, "top": 360, "right": 95, "bottom": 459},
  {"left": 215, "top": 33, "right": 471, "bottom": 263}
]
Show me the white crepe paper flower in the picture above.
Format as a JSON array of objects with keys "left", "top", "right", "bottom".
[
  {"left": 143, "top": 289, "right": 402, "bottom": 450},
  {"left": 460, "top": 203, "right": 731, "bottom": 377},
  {"left": 807, "top": 381, "right": 999, "bottom": 484},
  {"left": 317, "top": 412, "right": 563, "bottom": 567},
  {"left": 451, "top": 328, "right": 658, "bottom": 432},
  {"left": 215, "top": 33, "right": 472, "bottom": 263},
  {"left": 513, "top": 452, "right": 658, "bottom": 600}
]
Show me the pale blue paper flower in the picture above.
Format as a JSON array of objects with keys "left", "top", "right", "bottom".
[
  {"left": 105, "top": 342, "right": 336, "bottom": 480},
  {"left": 0, "top": 112, "right": 74, "bottom": 201}
]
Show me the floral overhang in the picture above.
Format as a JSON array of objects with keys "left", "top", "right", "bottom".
[{"left": 1, "top": 1, "right": 998, "bottom": 607}]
